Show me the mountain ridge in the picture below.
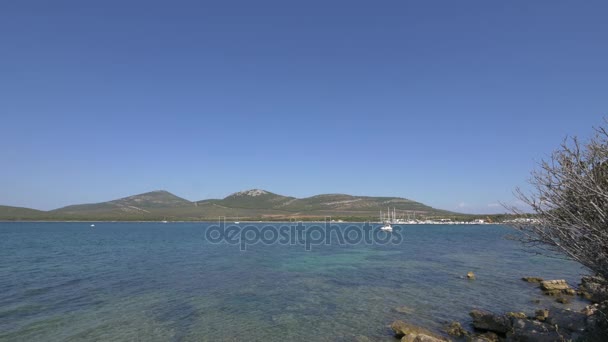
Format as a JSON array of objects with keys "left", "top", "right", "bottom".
[{"left": 0, "top": 189, "right": 459, "bottom": 221}]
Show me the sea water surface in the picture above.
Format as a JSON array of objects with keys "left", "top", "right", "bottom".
[{"left": 0, "top": 222, "right": 588, "bottom": 341}]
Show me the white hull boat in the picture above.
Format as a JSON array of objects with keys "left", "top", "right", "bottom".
[{"left": 380, "top": 224, "right": 393, "bottom": 232}]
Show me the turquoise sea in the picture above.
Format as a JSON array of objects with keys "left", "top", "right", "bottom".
[{"left": 0, "top": 222, "right": 588, "bottom": 341}]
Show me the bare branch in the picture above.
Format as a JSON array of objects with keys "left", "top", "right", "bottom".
[{"left": 508, "top": 119, "right": 608, "bottom": 280}]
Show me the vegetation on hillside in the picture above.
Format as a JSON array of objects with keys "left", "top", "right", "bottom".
[{"left": 0, "top": 189, "right": 497, "bottom": 222}]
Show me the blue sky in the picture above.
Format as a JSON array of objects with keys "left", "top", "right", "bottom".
[{"left": 1, "top": 1, "right": 606, "bottom": 213}]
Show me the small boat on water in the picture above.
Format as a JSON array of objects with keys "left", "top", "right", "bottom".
[
  {"left": 380, "top": 223, "right": 393, "bottom": 232},
  {"left": 379, "top": 207, "right": 395, "bottom": 232},
  {"left": 90, "top": 224, "right": 95, "bottom": 227}
]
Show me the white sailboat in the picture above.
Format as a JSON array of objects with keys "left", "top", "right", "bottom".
[
  {"left": 380, "top": 207, "right": 393, "bottom": 232},
  {"left": 380, "top": 223, "right": 393, "bottom": 232}
]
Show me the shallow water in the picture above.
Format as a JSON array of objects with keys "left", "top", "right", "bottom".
[{"left": 0, "top": 222, "right": 589, "bottom": 341}]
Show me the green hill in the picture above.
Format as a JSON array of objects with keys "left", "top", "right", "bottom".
[
  {"left": 53, "top": 190, "right": 191, "bottom": 213},
  {"left": 211, "top": 189, "right": 295, "bottom": 209},
  {"left": 48, "top": 190, "right": 193, "bottom": 220},
  {"left": 279, "top": 194, "right": 436, "bottom": 212},
  {"left": 0, "top": 189, "right": 457, "bottom": 221},
  {"left": 199, "top": 189, "right": 451, "bottom": 220},
  {"left": 0, "top": 205, "right": 46, "bottom": 220}
]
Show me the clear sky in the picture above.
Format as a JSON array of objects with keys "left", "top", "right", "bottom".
[{"left": 1, "top": 1, "right": 606, "bottom": 213}]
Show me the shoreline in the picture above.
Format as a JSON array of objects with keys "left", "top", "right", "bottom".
[
  {"left": 0, "top": 220, "right": 497, "bottom": 224},
  {"left": 388, "top": 275, "right": 606, "bottom": 341}
]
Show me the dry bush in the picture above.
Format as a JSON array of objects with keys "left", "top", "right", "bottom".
[{"left": 508, "top": 120, "right": 608, "bottom": 281}]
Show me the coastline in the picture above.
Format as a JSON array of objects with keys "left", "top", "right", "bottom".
[
  {"left": 388, "top": 275, "right": 606, "bottom": 341},
  {"left": 0, "top": 220, "right": 497, "bottom": 224}
]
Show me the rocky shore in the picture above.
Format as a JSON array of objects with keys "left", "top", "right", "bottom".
[{"left": 387, "top": 275, "right": 607, "bottom": 341}]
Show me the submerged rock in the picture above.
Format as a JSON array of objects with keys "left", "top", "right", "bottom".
[
  {"left": 556, "top": 296, "right": 571, "bottom": 304},
  {"left": 506, "top": 312, "right": 527, "bottom": 319},
  {"left": 467, "top": 331, "right": 499, "bottom": 342},
  {"left": 545, "top": 308, "right": 587, "bottom": 334},
  {"left": 401, "top": 335, "right": 447, "bottom": 342},
  {"left": 582, "top": 303, "right": 599, "bottom": 316},
  {"left": 579, "top": 276, "right": 608, "bottom": 303},
  {"left": 564, "top": 288, "right": 576, "bottom": 295},
  {"left": 502, "top": 308, "right": 588, "bottom": 341},
  {"left": 534, "top": 309, "right": 549, "bottom": 321},
  {"left": 507, "top": 318, "right": 561, "bottom": 342},
  {"left": 390, "top": 320, "right": 448, "bottom": 342},
  {"left": 445, "top": 321, "right": 468, "bottom": 337},
  {"left": 469, "top": 309, "right": 511, "bottom": 334},
  {"left": 583, "top": 300, "right": 608, "bottom": 338},
  {"left": 394, "top": 305, "right": 415, "bottom": 314},
  {"left": 522, "top": 277, "right": 544, "bottom": 283},
  {"left": 543, "top": 288, "right": 575, "bottom": 296}
]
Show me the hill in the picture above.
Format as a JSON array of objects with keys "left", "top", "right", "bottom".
[
  {"left": 210, "top": 189, "right": 295, "bottom": 209},
  {"left": 52, "top": 190, "right": 191, "bottom": 213},
  {"left": 48, "top": 190, "right": 193, "bottom": 220},
  {"left": 0, "top": 205, "right": 46, "bottom": 220},
  {"left": 0, "top": 189, "right": 457, "bottom": 221}
]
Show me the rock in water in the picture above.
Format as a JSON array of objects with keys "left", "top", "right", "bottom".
[
  {"left": 522, "top": 277, "right": 544, "bottom": 283},
  {"left": 390, "top": 320, "right": 448, "bottom": 341},
  {"left": 468, "top": 332, "right": 499, "bottom": 342},
  {"left": 563, "top": 288, "right": 576, "bottom": 295},
  {"left": 582, "top": 303, "right": 599, "bottom": 316},
  {"left": 535, "top": 309, "right": 549, "bottom": 321},
  {"left": 390, "top": 320, "right": 409, "bottom": 337},
  {"left": 508, "top": 318, "right": 561, "bottom": 341},
  {"left": 506, "top": 312, "right": 527, "bottom": 319},
  {"left": 401, "top": 335, "right": 446, "bottom": 342},
  {"left": 445, "top": 321, "right": 468, "bottom": 337},
  {"left": 545, "top": 308, "right": 587, "bottom": 334},
  {"left": 540, "top": 279, "right": 574, "bottom": 296},
  {"left": 469, "top": 309, "right": 511, "bottom": 334},
  {"left": 467, "top": 271, "right": 476, "bottom": 280},
  {"left": 540, "top": 279, "right": 570, "bottom": 290},
  {"left": 579, "top": 276, "right": 608, "bottom": 303}
]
